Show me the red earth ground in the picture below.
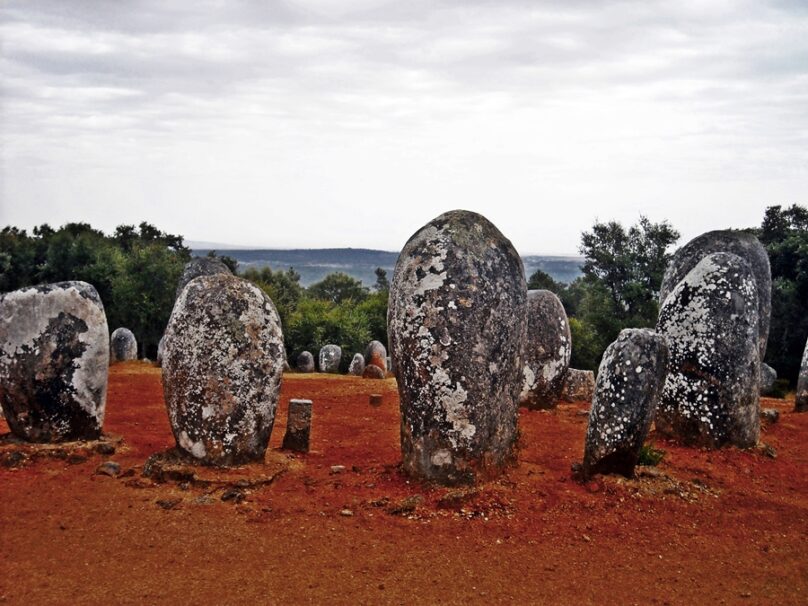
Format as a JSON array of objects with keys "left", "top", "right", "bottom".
[{"left": 1, "top": 361, "right": 806, "bottom": 605}]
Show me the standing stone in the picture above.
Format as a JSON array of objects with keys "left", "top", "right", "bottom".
[
  {"left": 560, "top": 369, "right": 596, "bottom": 403},
  {"left": 389, "top": 210, "right": 528, "bottom": 485},
  {"left": 760, "top": 363, "right": 777, "bottom": 396},
  {"left": 0, "top": 281, "right": 109, "bottom": 442},
  {"left": 582, "top": 329, "right": 669, "bottom": 479},
  {"left": 318, "top": 344, "right": 342, "bottom": 373},
  {"left": 348, "top": 353, "right": 365, "bottom": 376},
  {"left": 656, "top": 252, "right": 760, "bottom": 448},
  {"left": 175, "top": 257, "right": 232, "bottom": 299},
  {"left": 519, "top": 290, "right": 572, "bottom": 410},
  {"left": 796, "top": 340, "right": 808, "bottom": 412},
  {"left": 282, "top": 399, "right": 312, "bottom": 453},
  {"left": 659, "top": 230, "right": 771, "bottom": 359},
  {"left": 156, "top": 335, "right": 166, "bottom": 367},
  {"left": 363, "top": 364, "right": 386, "bottom": 380},
  {"left": 365, "top": 340, "right": 388, "bottom": 372},
  {"left": 296, "top": 351, "right": 315, "bottom": 373},
  {"left": 162, "top": 274, "right": 284, "bottom": 465},
  {"left": 110, "top": 327, "right": 137, "bottom": 363}
]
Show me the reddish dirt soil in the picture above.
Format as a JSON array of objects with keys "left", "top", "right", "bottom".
[{"left": 2, "top": 362, "right": 807, "bottom": 605}]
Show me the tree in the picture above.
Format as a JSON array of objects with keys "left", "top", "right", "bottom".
[
  {"left": 241, "top": 266, "right": 303, "bottom": 330},
  {"left": 527, "top": 269, "right": 560, "bottom": 291},
  {"left": 373, "top": 267, "right": 390, "bottom": 292},
  {"left": 579, "top": 216, "right": 679, "bottom": 324},
  {"left": 307, "top": 272, "right": 369, "bottom": 304},
  {"left": 754, "top": 204, "right": 808, "bottom": 382}
]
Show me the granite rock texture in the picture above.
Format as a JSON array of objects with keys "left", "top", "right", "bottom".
[
  {"left": 0, "top": 281, "right": 109, "bottom": 442},
  {"left": 656, "top": 252, "right": 761, "bottom": 448},
  {"left": 175, "top": 257, "right": 232, "bottom": 299},
  {"left": 110, "top": 327, "right": 137, "bottom": 363},
  {"left": 760, "top": 363, "right": 777, "bottom": 396},
  {"left": 560, "top": 369, "right": 596, "bottom": 403},
  {"left": 389, "top": 210, "right": 527, "bottom": 485},
  {"left": 519, "top": 290, "right": 571, "bottom": 410},
  {"left": 582, "top": 329, "right": 669, "bottom": 479},
  {"left": 296, "top": 351, "right": 315, "bottom": 373},
  {"left": 362, "top": 364, "right": 386, "bottom": 380},
  {"left": 281, "top": 399, "right": 312, "bottom": 453},
  {"left": 348, "top": 353, "right": 365, "bottom": 376},
  {"left": 365, "top": 340, "right": 388, "bottom": 372},
  {"left": 659, "top": 230, "right": 771, "bottom": 359},
  {"left": 318, "top": 345, "right": 342, "bottom": 373},
  {"left": 162, "top": 274, "right": 285, "bottom": 465}
]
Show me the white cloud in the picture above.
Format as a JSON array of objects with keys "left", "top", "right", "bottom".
[{"left": 0, "top": 0, "right": 806, "bottom": 253}]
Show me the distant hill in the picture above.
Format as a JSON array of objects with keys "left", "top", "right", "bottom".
[{"left": 192, "top": 248, "right": 583, "bottom": 287}]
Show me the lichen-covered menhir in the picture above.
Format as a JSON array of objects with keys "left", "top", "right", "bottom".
[
  {"left": 519, "top": 289, "right": 571, "bottom": 410},
  {"left": 162, "top": 273, "right": 285, "bottom": 465},
  {"left": 389, "top": 209, "right": 527, "bottom": 485},
  {"left": 175, "top": 256, "right": 232, "bottom": 299},
  {"left": 0, "top": 281, "right": 109, "bottom": 442},
  {"left": 582, "top": 329, "right": 668, "bottom": 479},
  {"left": 318, "top": 344, "right": 342, "bottom": 373},
  {"left": 656, "top": 252, "right": 760, "bottom": 448},
  {"left": 110, "top": 327, "right": 137, "bottom": 363}
]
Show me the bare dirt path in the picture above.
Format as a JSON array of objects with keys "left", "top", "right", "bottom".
[{"left": 1, "top": 362, "right": 806, "bottom": 604}]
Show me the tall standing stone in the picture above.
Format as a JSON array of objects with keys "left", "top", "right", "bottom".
[
  {"left": 656, "top": 253, "right": 761, "bottom": 448},
  {"left": 0, "top": 281, "right": 109, "bottom": 442},
  {"left": 348, "top": 353, "right": 365, "bottom": 376},
  {"left": 110, "top": 327, "right": 137, "bottom": 363},
  {"left": 175, "top": 257, "right": 232, "bottom": 299},
  {"left": 796, "top": 340, "right": 808, "bottom": 412},
  {"left": 318, "top": 344, "right": 342, "bottom": 373},
  {"left": 582, "top": 329, "right": 669, "bottom": 479},
  {"left": 156, "top": 335, "right": 166, "bottom": 367},
  {"left": 519, "top": 290, "right": 571, "bottom": 409},
  {"left": 162, "top": 274, "right": 285, "bottom": 465},
  {"left": 389, "top": 210, "right": 527, "bottom": 485},
  {"left": 659, "top": 230, "right": 771, "bottom": 359},
  {"left": 365, "top": 340, "right": 388, "bottom": 372},
  {"left": 760, "top": 363, "right": 777, "bottom": 396},
  {"left": 296, "top": 351, "right": 315, "bottom": 373}
]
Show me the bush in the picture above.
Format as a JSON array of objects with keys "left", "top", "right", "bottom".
[{"left": 637, "top": 444, "right": 665, "bottom": 466}]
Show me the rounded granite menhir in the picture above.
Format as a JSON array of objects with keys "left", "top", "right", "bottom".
[
  {"left": 656, "top": 252, "right": 760, "bottom": 448},
  {"left": 582, "top": 329, "right": 669, "bottom": 479},
  {"left": 319, "top": 344, "right": 342, "bottom": 373},
  {"left": 296, "top": 351, "right": 315, "bottom": 373},
  {"left": 0, "top": 281, "right": 109, "bottom": 442},
  {"left": 519, "top": 289, "right": 571, "bottom": 410},
  {"left": 162, "top": 273, "right": 285, "bottom": 465},
  {"left": 175, "top": 256, "right": 232, "bottom": 299},
  {"left": 110, "top": 327, "right": 137, "bottom": 362},
  {"left": 659, "top": 230, "right": 771, "bottom": 359},
  {"left": 389, "top": 210, "right": 527, "bottom": 486},
  {"left": 348, "top": 353, "right": 365, "bottom": 376},
  {"left": 365, "top": 340, "right": 388, "bottom": 372}
]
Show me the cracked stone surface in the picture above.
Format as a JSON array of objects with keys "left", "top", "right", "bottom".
[
  {"left": 110, "top": 327, "right": 137, "bottom": 363},
  {"left": 659, "top": 230, "right": 771, "bottom": 359},
  {"left": 296, "top": 351, "right": 315, "bottom": 373},
  {"left": 656, "top": 252, "right": 760, "bottom": 448},
  {"left": 0, "top": 281, "right": 109, "bottom": 442},
  {"left": 175, "top": 257, "right": 232, "bottom": 299},
  {"left": 162, "top": 274, "right": 285, "bottom": 465},
  {"left": 560, "top": 369, "right": 595, "bottom": 402},
  {"left": 582, "top": 329, "right": 669, "bottom": 479},
  {"left": 389, "top": 210, "right": 527, "bottom": 485},
  {"left": 796, "top": 340, "right": 808, "bottom": 412},
  {"left": 348, "top": 353, "right": 365, "bottom": 376},
  {"left": 318, "top": 345, "right": 342, "bottom": 373},
  {"left": 519, "top": 290, "right": 571, "bottom": 410},
  {"left": 365, "top": 340, "right": 388, "bottom": 372}
]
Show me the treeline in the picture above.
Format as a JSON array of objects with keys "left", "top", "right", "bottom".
[
  {"left": 0, "top": 222, "right": 190, "bottom": 358},
  {"left": 532, "top": 205, "right": 808, "bottom": 383},
  {"left": 2, "top": 204, "right": 806, "bottom": 381}
]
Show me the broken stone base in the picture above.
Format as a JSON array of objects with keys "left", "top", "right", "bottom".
[
  {"left": 0, "top": 433, "right": 124, "bottom": 468},
  {"left": 142, "top": 447, "right": 294, "bottom": 489}
]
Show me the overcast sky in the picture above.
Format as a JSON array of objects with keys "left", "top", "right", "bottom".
[{"left": 1, "top": 1, "right": 806, "bottom": 254}]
